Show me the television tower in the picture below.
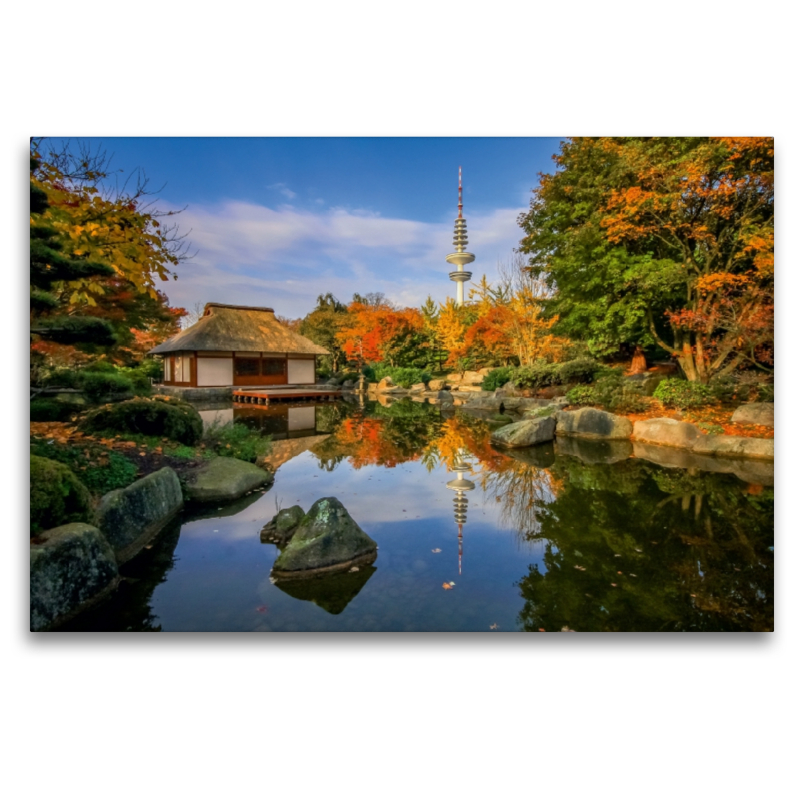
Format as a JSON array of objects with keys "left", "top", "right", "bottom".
[{"left": 445, "top": 167, "right": 475, "bottom": 307}]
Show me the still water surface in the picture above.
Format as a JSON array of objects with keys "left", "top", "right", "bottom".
[{"left": 70, "top": 399, "right": 773, "bottom": 632}]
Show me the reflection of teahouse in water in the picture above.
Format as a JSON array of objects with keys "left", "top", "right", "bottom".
[{"left": 446, "top": 452, "right": 476, "bottom": 575}]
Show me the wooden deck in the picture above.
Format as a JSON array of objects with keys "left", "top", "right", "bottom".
[{"left": 232, "top": 386, "right": 341, "bottom": 405}]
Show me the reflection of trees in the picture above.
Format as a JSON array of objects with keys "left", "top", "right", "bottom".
[{"left": 517, "top": 457, "right": 773, "bottom": 632}]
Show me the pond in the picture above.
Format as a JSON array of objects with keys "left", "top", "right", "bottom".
[{"left": 66, "top": 398, "right": 774, "bottom": 632}]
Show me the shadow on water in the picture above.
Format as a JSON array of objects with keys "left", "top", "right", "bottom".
[
  {"left": 273, "top": 565, "right": 378, "bottom": 615},
  {"left": 60, "top": 517, "right": 183, "bottom": 632}
]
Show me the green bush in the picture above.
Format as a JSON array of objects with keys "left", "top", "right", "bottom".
[
  {"left": 555, "top": 357, "right": 600, "bottom": 386},
  {"left": 708, "top": 375, "right": 738, "bottom": 403},
  {"left": 370, "top": 364, "right": 432, "bottom": 388},
  {"left": 83, "top": 361, "right": 117, "bottom": 373},
  {"left": 30, "top": 455, "right": 94, "bottom": 535},
  {"left": 361, "top": 365, "right": 376, "bottom": 381},
  {"left": 137, "top": 358, "right": 164, "bottom": 380},
  {"left": 203, "top": 420, "right": 272, "bottom": 463},
  {"left": 566, "top": 370, "right": 647, "bottom": 413},
  {"left": 117, "top": 366, "right": 154, "bottom": 395},
  {"left": 80, "top": 397, "right": 204, "bottom": 445},
  {"left": 30, "top": 398, "right": 81, "bottom": 422},
  {"left": 79, "top": 371, "right": 135, "bottom": 403},
  {"left": 39, "top": 368, "right": 82, "bottom": 389},
  {"left": 653, "top": 378, "right": 714, "bottom": 409},
  {"left": 757, "top": 383, "right": 774, "bottom": 403},
  {"left": 513, "top": 361, "right": 557, "bottom": 390},
  {"left": 481, "top": 366, "right": 515, "bottom": 391}
]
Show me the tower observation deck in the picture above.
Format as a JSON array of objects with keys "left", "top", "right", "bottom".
[{"left": 445, "top": 167, "right": 475, "bottom": 307}]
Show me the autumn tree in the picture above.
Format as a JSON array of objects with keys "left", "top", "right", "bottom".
[
  {"left": 336, "top": 300, "right": 425, "bottom": 369},
  {"left": 300, "top": 293, "right": 350, "bottom": 372},
  {"left": 30, "top": 139, "right": 191, "bottom": 371},
  {"left": 518, "top": 137, "right": 774, "bottom": 383}
]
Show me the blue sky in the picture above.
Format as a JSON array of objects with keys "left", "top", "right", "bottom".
[{"left": 61, "top": 137, "right": 563, "bottom": 318}]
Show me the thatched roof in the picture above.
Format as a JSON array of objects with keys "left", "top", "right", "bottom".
[{"left": 150, "top": 303, "right": 328, "bottom": 356}]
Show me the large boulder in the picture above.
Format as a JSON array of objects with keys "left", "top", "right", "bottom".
[
  {"left": 692, "top": 435, "right": 774, "bottom": 461},
  {"left": 463, "top": 395, "right": 504, "bottom": 411},
  {"left": 97, "top": 467, "right": 184, "bottom": 563},
  {"left": 182, "top": 457, "right": 273, "bottom": 505},
  {"left": 428, "top": 379, "right": 448, "bottom": 392},
  {"left": 409, "top": 382, "right": 427, "bottom": 394},
  {"left": 30, "top": 523, "right": 119, "bottom": 631},
  {"left": 433, "top": 390, "right": 454, "bottom": 404},
  {"left": 632, "top": 418, "right": 700, "bottom": 450},
  {"left": 555, "top": 408, "right": 633, "bottom": 440},
  {"left": 490, "top": 417, "right": 557, "bottom": 448},
  {"left": 731, "top": 403, "right": 774, "bottom": 427},
  {"left": 272, "top": 497, "right": 378, "bottom": 577}
]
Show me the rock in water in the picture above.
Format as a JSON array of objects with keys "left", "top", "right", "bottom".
[
  {"left": 555, "top": 408, "right": 633, "bottom": 440},
  {"left": 260, "top": 505, "right": 305, "bottom": 544},
  {"left": 632, "top": 418, "right": 700, "bottom": 450},
  {"left": 272, "top": 497, "right": 377, "bottom": 577},
  {"left": 97, "top": 467, "right": 183, "bottom": 564},
  {"left": 30, "top": 523, "right": 119, "bottom": 631},
  {"left": 183, "top": 457, "right": 273, "bottom": 503},
  {"left": 490, "top": 417, "right": 557, "bottom": 448}
]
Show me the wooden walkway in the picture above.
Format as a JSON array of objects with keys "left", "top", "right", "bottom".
[{"left": 232, "top": 386, "right": 341, "bottom": 405}]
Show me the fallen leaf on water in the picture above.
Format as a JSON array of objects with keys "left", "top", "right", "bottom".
[
  {"left": 561, "top": 626, "right": 575, "bottom": 632},
  {"left": 617, "top": 571, "right": 623, "bottom": 575},
  {"left": 538, "top": 628, "right": 546, "bottom": 632},
  {"left": 449, "top": 581, "right": 455, "bottom": 586},
  {"left": 349, "top": 566, "right": 360, "bottom": 573},
  {"left": 634, "top": 548, "right": 643, "bottom": 553},
  {"left": 630, "top": 573, "right": 637, "bottom": 578},
  {"left": 123, "top": 441, "right": 137, "bottom": 447},
  {"left": 442, "top": 583, "right": 453, "bottom": 590},
  {"left": 489, "top": 623, "right": 498, "bottom": 630},
  {"left": 255, "top": 606, "right": 268, "bottom": 613},
  {"left": 614, "top": 554, "right": 622, "bottom": 557},
  {"left": 431, "top": 548, "right": 441, "bottom": 553},
  {"left": 611, "top": 583, "right": 618, "bottom": 587},
  {"left": 139, "top": 452, "right": 146, "bottom": 457}
]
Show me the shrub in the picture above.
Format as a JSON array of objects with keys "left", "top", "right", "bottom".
[
  {"left": 80, "top": 397, "right": 204, "bottom": 445},
  {"left": 708, "top": 375, "right": 738, "bottom": 403},
  {"left": 514, "top": 361, "right": 557, "bottom": 390},
  {"left": 653, "top": 378, "right": 714, "bottom": 409},
  {"left": 39, "top": 368, "right": 83, "bottom": 389},
  {"left": 554, "top": 357, "right": 600, "bottom": 386},
  {"left": 117, "top": 366, "right": 154, "bottom": 395},
  {"left": 203, "top": 419, "right": 272, "bottom": 463},
  {"left": 370, "top": 364, "right": 432, "bottom": 388},
  {"left": 361, "top": 365, "right": 376, "bottom": 382},
  {"left": 79, "top": 371, "right": 135, "bottom": 403},
  {"left": 137, "top": 358, "right": 164, "bottom": 380},
  {"left": 566, "top": 370, "right": 647, "bottom": 413},
  {"left": 338, "top": 372, "right": 360, "bottom": 384},
  {"left": 30, "top": 399, "right": 80, "bottom": 422},
  {"left": 30, "top": 455, "right": 94, "bottom": 535},
  {"left": 481, "top": 366, "right": 515, "bottom": 391},
  {"left": 757, "top": 383, "right": 774, "bottom": 402},
  {"left": 83, "top": 361, "right": 117, "bottom": 373}
]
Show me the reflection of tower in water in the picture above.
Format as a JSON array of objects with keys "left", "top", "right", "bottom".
[{"left": 446, "top": 453, "right": 476, "bottom": 575}]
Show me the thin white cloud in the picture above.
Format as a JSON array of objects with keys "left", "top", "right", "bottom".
[
  {"left": 160, "top": 200, "right": 527, "bottom": 317},
  {"left": 266, "top": 182, "right": 297, "bottom": 200}
]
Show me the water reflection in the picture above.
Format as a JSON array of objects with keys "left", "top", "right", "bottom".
[{"left": 66, "top": 398, "right": 773, "bottom": 632}]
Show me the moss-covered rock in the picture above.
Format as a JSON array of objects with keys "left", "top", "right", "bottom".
[
  {"left": 96, "top": 467, "right": 184, "bottom": 563},
  {"left": 30, "top": 523, "right": 119, "bottom": 631},
  {"left": 555, "top": 408, "right": 633, "bottom": 440},
  {"left": 30, "top": 455, "right": 94, "bottom": 535},
  {"left": 183, "top": 456, "right": 273, "bottom": 503},
  {"left": 79, "top": 396, "right": 203, "bottom": 445},
  {"left": 490, "top": 417, "right": 557, "bottom": 449},
  {"left": 272, "top": 497, "right": 377, "bottom": 577},
  {"left": 260, "top": 505, "right": 305, "bottom": 544}
]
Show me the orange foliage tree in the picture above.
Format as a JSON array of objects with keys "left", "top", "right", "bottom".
[{"left": 336, "top": 301, "right": 425, "bottom": 368}]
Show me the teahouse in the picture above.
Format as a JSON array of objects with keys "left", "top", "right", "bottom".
[{"left": 150, "top": 303, "right": 328, "bottom": 387}]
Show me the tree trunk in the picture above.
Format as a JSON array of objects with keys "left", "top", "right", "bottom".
[{"left": 630, "top": 346, "right": 647, "bottom": 374}]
